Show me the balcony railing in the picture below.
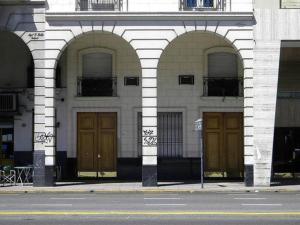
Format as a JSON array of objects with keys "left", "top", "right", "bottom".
[
  {"left": 203, "top": 77, "right": 243, "bottom": 97},
  {"left": 77, "top": 76, "right": 117, "bottom": 97},
  {"left": 76, "top": 0, "right": 121, "bottom": 11},
  {"left": 180, "top": 0, "right": 228, "bottom": 11}
]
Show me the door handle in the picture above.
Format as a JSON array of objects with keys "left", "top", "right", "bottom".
[{"left": 97, "top": 154, "right": 101, "bottom": 158}]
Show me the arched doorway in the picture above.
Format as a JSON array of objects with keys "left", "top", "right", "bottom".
[
  {"left": 54, "top": 31, "right": 142, "bottom": 179},
  {"left": 157, "top": 31, "right": 244, "bottom": 180},
  {"left": 0, "top": 31, "right": 34, "bottom": 166}
]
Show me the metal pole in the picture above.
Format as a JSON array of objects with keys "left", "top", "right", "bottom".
[{"left": 200, "top": 130, "right": 204, "bottom": 189}]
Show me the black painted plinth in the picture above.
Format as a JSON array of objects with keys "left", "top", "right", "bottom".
[
  {"left": 33, "top": 152, "right": 55, "bottom": 187},
  {"left": 142, "top": 165, "right": 157, "bottom": 187},
  {"left": 33, "top": 151, "right": 46, "bottom": 187},
  {"left": 45, "top": 166, "right": 55, "bottom": 186},
  {"left": 245, "top": 164, "right": 254, "bottom": 187}
]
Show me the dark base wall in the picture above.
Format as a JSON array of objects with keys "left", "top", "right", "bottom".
[
  {"left": 63, "top": 157, "right": 203, "bottom": 180},
  {"left": 13, "top": 152, "right": 250, "bottom": 180},
  {"left": 273, "top": 127, "right": 300, "bottom": 173}
]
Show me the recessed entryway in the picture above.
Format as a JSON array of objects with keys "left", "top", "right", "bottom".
[
  {"left": 203, "top": 112, "right": 243, "bottom": 178},
  {"left": 77, "top": 112, "right": 117, "bottom": 177}
]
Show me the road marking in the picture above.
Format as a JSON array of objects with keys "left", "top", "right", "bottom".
[
  {"left": 0, "top": 211, "right": 300, "bottom": 216},
  {"left": 234, "top": 198, "right": 266, "bottom": 200},
  {"left": 0, "top": 194, "right": 19, "bottom": 196},
  {"left": 31, "top": 204, "right": 73, "bottom": 207},
  {"left": 241, "top": 204, "right": 282, "bottom": 206},
  {"left": 145, "top": 204, "right": 186, "bottom": 206},
  {"left": 143, "top": 194, "right": 179, "bottom": 196},
  {"left": 50, "top": 198, "right": 85, "bottom": 200},
  {"left": 228, "top": 194, "right": 257, "bottom": 196},
  {"left": 144, "top": 198, "right": 181, "bottom": 200}
]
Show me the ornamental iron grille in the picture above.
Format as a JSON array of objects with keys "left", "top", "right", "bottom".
[
  {"left": 180, "top": 0, "right": 228, "bottom": 11},
  {"left": 76, "top": 0, "right": 122, "bottom": 11}
]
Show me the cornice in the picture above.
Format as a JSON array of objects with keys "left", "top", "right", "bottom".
[{"left": 46, "top": 11, "right": 255, "bottom": 22}]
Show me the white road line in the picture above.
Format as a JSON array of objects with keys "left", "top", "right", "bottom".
[
  {"left": 241, "top": 204, "right": 282, "bottom": 206},
  {"left": 143, "top": 198, "right": 181, "bottom": 200},
  {"left": 31, "top": 204, "right": 73, "bottom": 207},
  {"left": 145, "top": 204, "right": 186, "bottom": 206},
  {"left": 228, "top": 194, "right": 257, "bottom": 196},
  {"left": 234, "top": 198, "right": 266, "bottom": 200},
  {"left": 50, "top": 198, "right": 85, "bottom": 200},
  {"left": 0, "top": 193, "right": 20, "bottom": 196},
  {"left": 143, "top": 194, "right": 179, "bottom": 196}
]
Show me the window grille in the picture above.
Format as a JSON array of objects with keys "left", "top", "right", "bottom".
[{"left": 138, "top": 112, "right": 183, "bottom": 158}]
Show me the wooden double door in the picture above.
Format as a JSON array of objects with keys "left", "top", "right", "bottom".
[
  {"left": 203, "top": 112, "right": 243, "bottom": 177},
  {"left": 77, "top": 112, "right": 117, "bottom": 177}
]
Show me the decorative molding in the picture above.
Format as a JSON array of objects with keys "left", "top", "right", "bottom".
[{"left": 46, "top": 12, "right": 254, "bottom": 21}]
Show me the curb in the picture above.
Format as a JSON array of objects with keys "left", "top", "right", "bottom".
[{"left": 0, "top": 188, "right": 298, "bottom": 194}]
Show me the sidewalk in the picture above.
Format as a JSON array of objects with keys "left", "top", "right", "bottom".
[{"left": 1, "top": 180, "right": 300, "bottom": 193}]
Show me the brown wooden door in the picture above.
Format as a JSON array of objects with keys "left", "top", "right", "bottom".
[
  {"left": 97, "top": 113, "right": 117, "bottom": 173},
  {"left": 77, "top": 112, "right": 117, "bottom": 177},
  {"left": 203, "top": 112, "right": 243, "bottom": 177}
]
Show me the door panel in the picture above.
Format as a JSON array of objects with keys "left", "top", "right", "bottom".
[
  {"left": 204, "top": 112, "right": 243, "bottom": 177},
  {"left": 99, "top": 131, "right": 116, "bottom": 171},
  {"left": 77, "top": 112, "right": 117, "bottom": 177},
  {"left": 77, "top": 113, "right": 97, "bottom": 172},
  {"left": 78, "top": 132, "right": 95, "bottom": 171},
  {"left": 205, "top": 132, "right": 221, "bottom": 170},
  {"left": 204, "top": 113, "right": 223, "bottom": 172},
  {"left": 100, "top": 113, "right": 116, "bottom": 129},
  {"left": 224, "top": 113, "right": 243, "bottom": 174},
  {"left": 225, "top": 132, "right": 240, "bottom": 171}
]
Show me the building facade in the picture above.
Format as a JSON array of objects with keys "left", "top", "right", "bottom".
[{"left": 0, "top": 0, "right": 298, "bottom": 187}]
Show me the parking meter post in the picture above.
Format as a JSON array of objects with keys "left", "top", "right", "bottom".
[
  {"left": 195, "top": 118, "right": 204, "bottom": 189},
  {"left": 200, "top": 130, "right": 204, "bottom": 189}
]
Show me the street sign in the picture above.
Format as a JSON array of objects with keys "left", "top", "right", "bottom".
[{"left": 194, "top": 118, "right": 202, "bottom": 131}]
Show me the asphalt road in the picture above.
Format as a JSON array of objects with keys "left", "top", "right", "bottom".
[{"left": 0, "top": 192, "right": 299, "bottom": 225}]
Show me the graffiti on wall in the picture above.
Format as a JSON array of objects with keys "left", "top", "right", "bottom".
[
  {"left": 143, "top": 129, "right": 157, "bottom": 146},
  {"left": 28, "top": 32, "right": 44, "bottom": 40},
  {"left": 34, "top": 132, "right": 54, "bottom": 144}
]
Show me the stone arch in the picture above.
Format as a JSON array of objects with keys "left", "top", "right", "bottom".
[
  {"left": 158, "top": 29, "right": 251, "bottom": 71},
  {"left": 50, "top": 29, "right": 142, "bottom": 71},
  {"left": 0, "top": 30, "right": 35, "bottom": 87}
]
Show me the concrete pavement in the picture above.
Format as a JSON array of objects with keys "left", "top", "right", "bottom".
[{"left": 0, "top": 180, "right": 300, "bottom": 193}]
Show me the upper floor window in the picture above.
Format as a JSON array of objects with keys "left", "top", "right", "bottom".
[
  {"left": 181, "top": 0, "right": 227, "bottom": 11},
  {"left": 281, "top": 0, "right": 300, "bottom": 9},
  {"left": 77, "top": 52, "right": 117, "bottom": 97},
  {"left": 76, "top": 0, "right": 121, "bottom": 11},
  {"left": 204, "top": 52, "right": 242, "bottom": 97}
]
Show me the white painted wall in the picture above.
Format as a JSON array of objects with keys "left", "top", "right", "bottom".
[
  {"left": 47, "top": 0, "right": 76, "bottom": 12},
  {"left": 231, "top": 0, "right": 253, "bottom": 11},
  {"left": 128, "top": 0, "right": 179, "bottom": 12}
]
